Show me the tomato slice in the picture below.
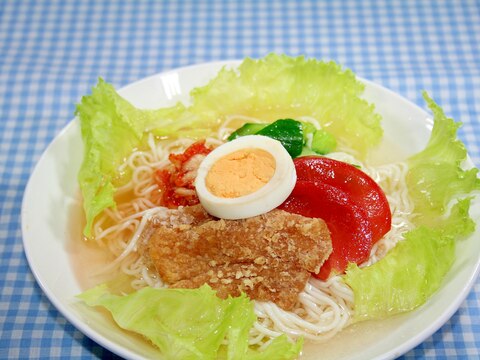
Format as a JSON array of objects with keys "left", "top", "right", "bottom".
[
  {"left": 280, "top": 180, "right": 374, "bottom": 279},
  {"left": 293, "top": 156, "right": 391, "bottom": 243},
  {"left": 279, "top": 156, "right": 392, "bottom": 280}
]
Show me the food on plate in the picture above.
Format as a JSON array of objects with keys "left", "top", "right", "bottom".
[
  {"left": 280, "top": 156, "right": 392, "bottom": 280},
  {"left": 79, "top": 284, "right": 304, "bottom": 360},
  {"left": 143, "top": 205, "right": 332, "bottom": 310},
  {"left": 195, "top": 135, "right": 296, "bottom": 219},
  {"left": 154, "top": 140, "right": 214, "bottom": 208},
  {"left": 75, "top": 54, "right": 479, "bottom": 359},
  {"left": 228, "top": 118, "right": 337, "bottom": 156}
]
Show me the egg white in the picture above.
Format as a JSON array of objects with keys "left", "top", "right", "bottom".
[{"left": 195, "top": 135, "right": 297, "bottom": 219}]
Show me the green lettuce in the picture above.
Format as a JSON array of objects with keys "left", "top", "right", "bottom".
[
  {"left": 77, "top": 284, "right": 302, "bottom": 360},
  {"left": 77, "top": 79, "right": 177, "bottom": 236},
  {"left": 407, "top": 92, "right": 480, "bottom": 223},
  {"left": 344, "top": 198, "right": 474, "bottom": 320},
  {"left": 343, "top": 93, "right": 479, "bottom": 320},
  {"left": 76, "top": 80, "right": 208, "bottom": 237},
  {"left": 77, "top": 54, "right": 383, "bottom": 236},
  {"left": 190, "top": 54, "right": 382, "bottom": 156}
]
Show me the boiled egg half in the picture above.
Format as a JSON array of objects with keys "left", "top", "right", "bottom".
[{"left": 195, "top": 135, "right": 297, "bottom": 219}]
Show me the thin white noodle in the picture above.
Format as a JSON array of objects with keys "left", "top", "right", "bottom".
[
  {"left": 93, "top": 207, "right": 163, "bottom": 275},
  {"left": 88, "top": 117, "right": 415, "bottom": 346}
]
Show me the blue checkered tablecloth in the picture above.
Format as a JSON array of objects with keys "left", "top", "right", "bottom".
[{"left": 1, "top": 0, "right": 479, "bottom": 359}]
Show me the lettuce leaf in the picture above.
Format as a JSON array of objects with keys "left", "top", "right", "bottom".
[
  {"left": 76, "top": 79, "right": 206, "bottom": 237},
  {"left": 190, "top": 54, "right": 382, "bottom": 156},
  {"left": 343, "top": 93, "right": 479, "bottom": 320},
  {"left": 344, "top": 198, "right": 474, "bottom": 320},
  {"left": 407, "top": 92, "right": 480, "bottom": 223},
  {"left": 77, "top": 284, "right": 302, "bottom": 360},
  {"left": 77, "top": 79, "right": 165, "bottom": 236}
]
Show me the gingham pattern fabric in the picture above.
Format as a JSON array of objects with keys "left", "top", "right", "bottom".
[{"left": 1, "top": 0, "right": 479, "bottom": 359}]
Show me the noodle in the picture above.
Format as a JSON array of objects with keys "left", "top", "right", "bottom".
[{"left": 87, "top": 116, "right": 415, "bottom": 345}]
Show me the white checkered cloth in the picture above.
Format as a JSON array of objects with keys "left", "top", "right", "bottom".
[{"left": 1, "top": 0, "right": 479, "bottom": 358}]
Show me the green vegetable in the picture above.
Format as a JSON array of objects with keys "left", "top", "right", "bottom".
[
  {"left": 76, "top": 80, "right": 210, "bottom": 237},
  {"left": 255, "top": 119, "right": 304, "bottom": 157},
  {"left": 343, "top": 93, "right": 479, "bottom": 321},
  {"left": 407, "top": 92, "right": 480, "bottom": 224},
  {"left": 77, "top": 284, "right": 302, "bottom": 360},
  {"left": 310, "top": 129, "right": 337, "bottom": 154},
  {"left": 298, "top": 121, "right": 317, "bottom": 143},
  {"left": 344, "top": 198, "right": 474, "bottom": 320},
  {"left": 227, "top": 123, "right": 268, "bottom": 140},
  {"left": 299, "top": 121, "right": 336, "bottom": 155},
  {"left": 190, "top": 54, "right": 383, "bottom": 157},
  {"left": 228, "top": 119, "right": 337, "bottom": 157},
  {"left": 76, "top": 79, "right": 171, "bottom": 237}
]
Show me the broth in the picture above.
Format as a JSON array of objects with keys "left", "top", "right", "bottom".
[{"left": 67, "top": 191, "right": 120, "bottom": 290}]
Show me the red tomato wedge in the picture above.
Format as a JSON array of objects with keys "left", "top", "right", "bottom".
[
  {"left": 279, "top": 156, "right": 392, "bottom": 280},
  {"left": 280, "top": 181, "right": 374, "bottom": 279},
  {"left": 293, "top": 156, "right": 391, "bottom": 241}
]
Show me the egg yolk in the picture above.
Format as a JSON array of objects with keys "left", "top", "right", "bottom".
[{"left": 205, "top": 148, "right": 276, "bottom": 198}]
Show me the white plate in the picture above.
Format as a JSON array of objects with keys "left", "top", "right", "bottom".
[{"left": 22, "top": 61, "right": 480, "bottom": 360}]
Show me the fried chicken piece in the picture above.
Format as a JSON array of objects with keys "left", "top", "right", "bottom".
[{"left": 144, "top": 205, "right": 332, "bottom": 310}]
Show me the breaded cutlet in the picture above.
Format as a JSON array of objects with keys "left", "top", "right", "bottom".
[{"left": 142, "top": 205, "right": 332, "bottom": 310}]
